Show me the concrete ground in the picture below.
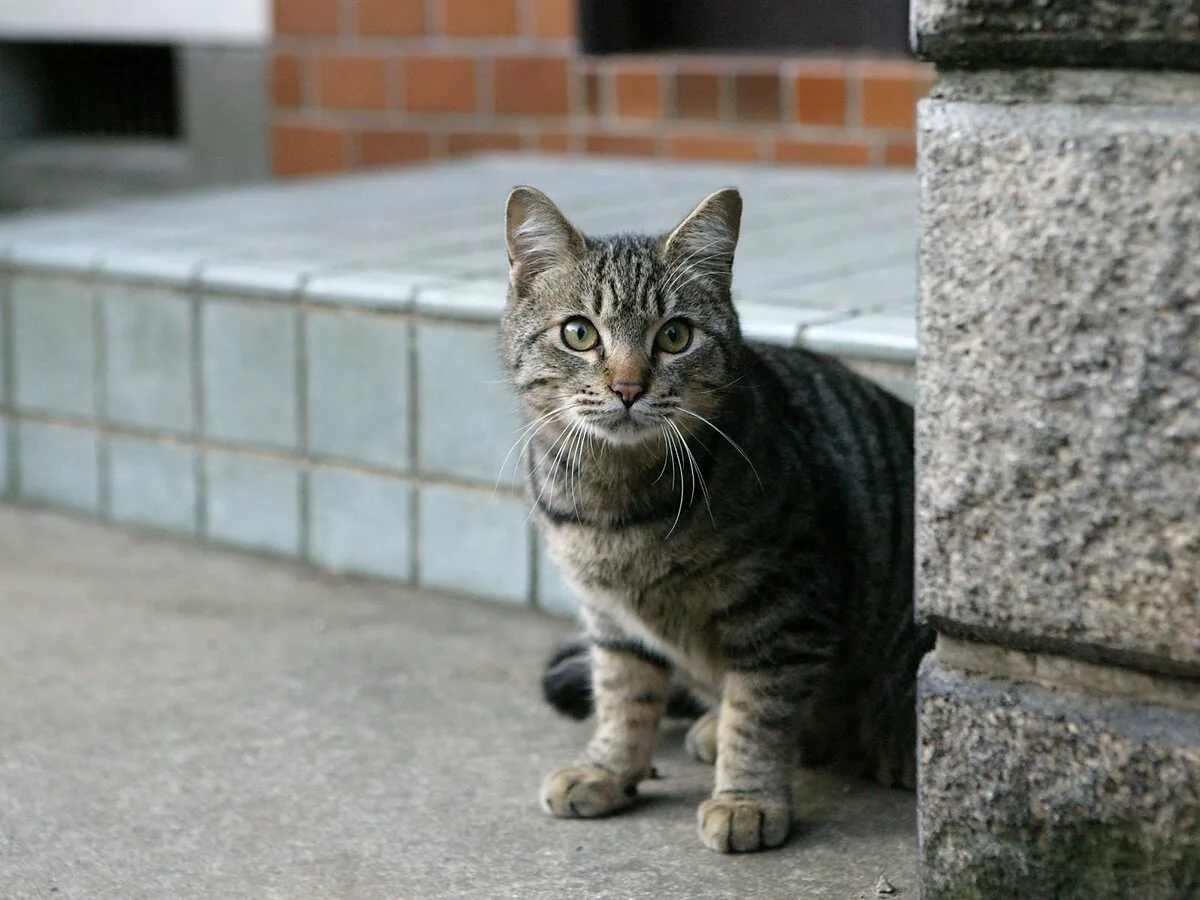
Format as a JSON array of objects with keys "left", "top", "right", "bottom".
[{"left": 0, "top": 509, "right": 917, "bottom": 899}]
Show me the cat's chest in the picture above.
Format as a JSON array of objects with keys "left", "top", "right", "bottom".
[{"left": 542, "top": 521, "right": 726, "bottom": 675}]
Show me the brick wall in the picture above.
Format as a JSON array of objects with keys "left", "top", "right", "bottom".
[{"left": 271, "top": 0, "right": 934, "bottom": 177}]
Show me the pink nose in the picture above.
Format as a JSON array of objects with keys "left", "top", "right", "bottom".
[{"left": 611, "top": 380, "right": 644, "bottom": 408}]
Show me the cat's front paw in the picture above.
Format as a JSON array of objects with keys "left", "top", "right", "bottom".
[
  {"left": 697, "top": 793, "right": 791, "bottom": 853},
  {"left": 540, "top": 765, "right": 636, "bottom": 818}
]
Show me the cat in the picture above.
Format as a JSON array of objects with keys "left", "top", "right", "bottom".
[{"left": 499, "top": 185, "right": 932, "bottom": 853}]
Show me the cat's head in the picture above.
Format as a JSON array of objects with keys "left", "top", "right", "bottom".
[{"left": 500, "top": 187, "right": 744, "bottom": 448}]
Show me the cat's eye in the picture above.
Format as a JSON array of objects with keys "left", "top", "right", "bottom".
[
  {"left": 655, "top": 319, "right": 692, "bottom": 354},
  {"left": 561, "top": 317, "right": 600, "bottom": 351}
]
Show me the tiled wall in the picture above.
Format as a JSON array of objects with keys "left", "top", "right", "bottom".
[
  {"left": 271, "top": 0, "right": 934, "bottom": 176},
  {"left": 0, "top": 267, "right": 578, "bottom": 616}
]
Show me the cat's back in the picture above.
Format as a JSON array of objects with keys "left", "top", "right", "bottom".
[
  {"left": 733, "top": 339, "right": 915, "bottom": 595},
  {"left": 740, "top": 339, "right": 913, "bottom": 478}
]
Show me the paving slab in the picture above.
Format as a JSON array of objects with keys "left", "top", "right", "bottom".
[{"left": 0, "top": 508, "right": 917, "bottom": 899}]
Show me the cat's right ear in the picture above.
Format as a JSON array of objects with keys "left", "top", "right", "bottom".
[{"left": 505, "top": 186, "right": 586, "bottom": 293}]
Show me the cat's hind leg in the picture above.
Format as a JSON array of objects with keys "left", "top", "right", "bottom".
[{"left": 684, "top": 709, "right": 718, "bottom": 764}]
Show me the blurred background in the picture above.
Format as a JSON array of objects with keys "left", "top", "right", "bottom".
[{"left": 0, "top": 0, "right": 930, "bottom": 210}]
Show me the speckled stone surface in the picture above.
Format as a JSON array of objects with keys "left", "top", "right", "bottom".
[
  {"left": 919, "top": 658, "right": 1200, "bottom": 899},
  {"left": 916, "top": 99, "right": 1200, "bottom": 676},
  {"left": 912, "top": 0, "right": 1200, "bottom": 69}
]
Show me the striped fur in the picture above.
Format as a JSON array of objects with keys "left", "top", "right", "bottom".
[{"left": 501, "top": 186, "right": 933, "bottom": 853}]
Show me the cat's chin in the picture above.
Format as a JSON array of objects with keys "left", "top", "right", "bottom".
[{"left": 580, "top": 416, "right": 661, "bottom": 449}]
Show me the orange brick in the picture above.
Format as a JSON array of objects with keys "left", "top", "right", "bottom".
[
  {"left": 884, "top": 140, "right": 918, "bottom": 168},
  {"left": 318, "top": 55, "right": 388, "bottom": 110},
  {"left": 443, "top": 0, "right": 518, "bottom": 35},
  {"left": 360, "top": 129, "right": 431, "bottom": 167},
  {"left": 494, "top": 56, "right": 570, "bottom": 116},
  {"left": 585, "top": 133, "right": 656, "bottom": 156},
  {"left": 674, "top": 70, "right": 721, "bottom": 119},
  {"left": 273, "top": 54, "right": 304, "bottom": 107},
  {"left": 447, "top": 130, "right": 523, "bottom": 155},
  {"left": 666, "top": 133, "right": 759, "bottom": 163},
  {"left": 538, "top": 130, "right": 573, "bottom": 153},
  {"left": 792, "top": 61, "right": 847, "bottom": 126},
  {"left": 612, "top": 64, "right": 662, "bottom": 119},
  {"left": 774, "top": 138, "right": 871, "bottom": 168},
  {"left": 859, "top": 61, "right": 922, "bottom": 129},
  {"left": 357, "top": 0, "right": 424, "bottom": 35},
  {"left": 402, "top": 55, "right": 476, "bottom": 112},
  {"left": 272, "top": 124, "right": 347, "bottom": 177},
  {"left": 734, "top": 72, "right": 781, "bottom": 122},
  {"left": 530, "top": 0, "right": 576, "bottom": 38},
  {"left": 274, "top": 0, "right": 338, "bottom": 35}
]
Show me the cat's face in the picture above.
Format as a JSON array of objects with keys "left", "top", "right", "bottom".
[{"left": 500, "top": 188, "right": 744, "bottom": 449}]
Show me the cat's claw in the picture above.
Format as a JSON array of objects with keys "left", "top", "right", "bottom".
[
  {"left": 697, "top": 793, "right": 791, "bottom": 853},
  {"left": 684, "top": 711, "right": 718, "bottom": 764},
  {"left": 541, "top": 765, "right": 636, "bottom": 818}
]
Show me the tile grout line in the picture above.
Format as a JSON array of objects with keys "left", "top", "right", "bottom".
[
  {"left": 93, "top": 280, "right": 111, "bottom": 520},
  {"left": 1, "top": 270, "right": 17, "bottom": 498},
  {"left": 190, "top": 268, "right": 209, "bottom": 538},
  {"left": 407, "top": 300, "right": 422, "bottom": 585},
  {"left": 3, "top": 408, "right": 531, "bottom": 496},
  {"left": 296, "top": 281, "right": 313, "bottom": 562},
  {"left": 527, "top": 520, "right": 540, "bottom": 611}
]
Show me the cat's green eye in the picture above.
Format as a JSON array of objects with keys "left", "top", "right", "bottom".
[
  {"left": 655, "top": 319, "right": 692, "bottom": 354},
  {"left": 561, "top": 317, "right": 600, "bottom": 351}
]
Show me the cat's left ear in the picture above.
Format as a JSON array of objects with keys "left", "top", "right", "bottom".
[
  {"left": 661, "top": 188, "right": 743, "bottom": 289},
  {"left": 505, "top": 186, "right": 586, "bottom": 293}
]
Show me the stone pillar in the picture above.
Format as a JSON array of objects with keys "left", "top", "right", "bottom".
[{"left": 913, "top": 3, "right": 1200, "bottom": 897}]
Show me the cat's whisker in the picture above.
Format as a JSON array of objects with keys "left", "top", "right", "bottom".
[
  {"left": 495, "top": 404, "right": 574, "bottom": 494},
  {"left": 544, "top": 420, "right": 580, "bottom": 512},
  {"left": 566, "top": 421, "right": 589, "bottom": 517},
  {"left": 668, "top": 418, "right": 715, "bottom": 529},
  {"left": 676, "top": 407, "right": 764, "bottom": 492},
  {"left": 652, "top": 424, "right": 672, "bottom": 485},
  {"left": 528, "top": 419, "right": 580, "bottom": 519},
  {"left": 664, "top": 424, "right": 686, "bottom": 540},
  {"left": 695, "top": 374, "right": 747, "bottom": 395}
]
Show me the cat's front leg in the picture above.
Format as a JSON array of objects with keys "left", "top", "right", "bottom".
[
  {"left": 541, "top": 640, "right": 671, "bottom": 819},
  {"left": 696, "top": 670, "right": 800, "bottom": 853}
]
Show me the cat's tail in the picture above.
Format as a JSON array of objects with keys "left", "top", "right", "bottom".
[{"left": 541, "top": 636, "right": 708, "bottom": 721}]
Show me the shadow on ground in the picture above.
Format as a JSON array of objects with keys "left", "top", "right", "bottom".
[{"left": 0, "top": 509, "right": 916, "bottom": 899}]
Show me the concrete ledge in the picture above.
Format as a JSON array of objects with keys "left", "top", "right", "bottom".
[
  {"left": 919, "top": 658, "right": 1200, "bottom": 899},
  {"left": 912, "top": 0, "right": 1200, "bottom": 70}
]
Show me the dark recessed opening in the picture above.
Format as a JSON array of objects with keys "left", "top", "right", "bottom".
[
  {"left": 10, "top": 41, "right": 180, "bottom": 139},
  {"left": 578, "top": 0, "right": 910, "bottom": 56}
]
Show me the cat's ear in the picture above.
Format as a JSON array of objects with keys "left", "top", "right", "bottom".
[
  {"left": 661, "top": 188, "right": 742, "bottom": 289},
  {"left": 505, "top": 186, "right": 586, "bottom": 291}
]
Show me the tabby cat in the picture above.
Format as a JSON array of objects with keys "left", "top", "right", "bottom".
[{"left": 500, "top": 185, "right": 932, "bottom": 853}]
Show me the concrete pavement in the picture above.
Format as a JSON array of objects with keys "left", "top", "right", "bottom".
[{"left": 0, "top": 509, "right": 916, "bottom": 899}]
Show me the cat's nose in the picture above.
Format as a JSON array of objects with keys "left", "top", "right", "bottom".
[{"left": 611, "top": 379, "right": 645, "bottom": 408}]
